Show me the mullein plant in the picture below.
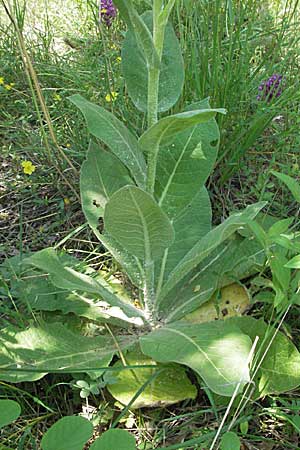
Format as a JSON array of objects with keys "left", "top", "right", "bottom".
[{"left": 1, "top": 0, "right": 300, "bottom": 422}]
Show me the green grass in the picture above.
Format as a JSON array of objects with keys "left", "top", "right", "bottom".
[{"left": 1, "top": 0, "right": 300, "bottom": 449}]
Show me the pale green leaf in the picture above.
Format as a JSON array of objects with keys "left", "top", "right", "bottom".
[
  {"left": 230, "top": 316, "right": 300, "bottom": 396},
  {"left": 122, "top": 12, "right": 184, "bottom": 112},
  {"left": 41, "top": 416, "right": 93, "bottom": 450},
  {"left": 285, "top": 254, "right": 300, "bottom": 269},
  {"left": 271, "top": 171, "right": 300, "bottom": 203},
  {"left": 113, "top": 0, "right": 160, "bottom": 69},
  {"left": 0, "top": 400, "right": 21, "bottom": 428},
  {"left": 80, "top": 140, "right": 133, "bottom": 226},
  {"left": 90, "top": 429, "right": 136, "bottom": 450},
  {"left": 140, "top": 320, "right": 252, "bottom": 396},
  {"left": 0, "top": 323, "right": 136, "bottom": 382},
  {"left": 69, "top": 94, "right": 146, "bottom": 187},
  {"left": 104, "top": 186, "right": 174, "bottom": 261},
  {"left": 107, "top": 350, "right": 197, "bottom": 408},
  {"left": 155, "top": 99, "right": 220, "bottom": 219},
  {"left": 158, "top": 202, "right": 266, "bottom": 304}
]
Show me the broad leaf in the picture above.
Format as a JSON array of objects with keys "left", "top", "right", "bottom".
[
  {"left": 158, "top": 202, "right": 266, "bottom": 305},
  {"left": 155, "top": 99, "right": 220, "bottom": 220},
  {"left": 271, "top": 170, "right": 300, "bottom": 203},
  {"left": 69, "top": 95, "right": 146, "bottom": 187},
  {"left": 139, "top": 107, "right": 226, "bottom": 156},
  {"left": 90, "top": 429, "right": 136, "bottom": 450},
  {"left": 0, "top": 322, "right": 136, "bottom": 382},
  {"left": 159, "top": 235, "right": 265, "bottom": 322},
  {"left": 113, "top": 0, "right": 160, "bottom": 70},
  {"left": 81, "top": 140, "right": 133, "bottom": 226},
  {"left": 0, "top": 400, "right": 21, "bottom": 428},
  {"left": 104, "top": 186, "right": 174, "bottom": 261},
  {"left": 220, "top": 432, "right": 240, "bottom": 450},
  {"left": 230, "top": 316, "right": 300, "bottom": 397},
  {"left": 155, "top": 187, "right": 212, "bottom": 288},
  {"left": 107, "top": 350, "right": 197, "bottom": 408},
  {"left": 24, "top": 248, "right": 144, "bottom": 320},
  {"left": 140, "top": 320, "right": 252, "bottom": 396},
  {"left": 122, "top": 11, "right": 184, "bottom": 113},
  {"left": 41, "top": 416, "right": 93, "bottom": 450}
]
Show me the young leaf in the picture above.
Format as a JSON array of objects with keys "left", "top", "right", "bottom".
[
  {"left": 155, "top": 99, "right": 220, "bottom": 220},
  {"left": 104, "top": 186, "right": 175, "bottom": 261},
  {"left": 0, "top": 400, "right": 21, "bottom": 428},
  {"left": 69, "top": 95, "right": 146, "bottom": 187},
  {"left": 139, "top": 107, "right": 226, "bottom": 155},
  {"left": 122, "top": 12, "right": 184, "bottom": 113},
  {"left": 271, "top": 170, "right": 300, "bottom": 203},
  {"left": 113, "top": 0, "right": 160, "bottom": 70},
  {"left": 158, "top": 202, "right": 266, "bottom": 304},
  {"left": 90, "top": 429, "right": 136, "bottom": 450},
  {"left": 285, "top": 254, "right": 300, "bottom": 269},
  {"left": 41, "top": 416, "right": 93, "bottom": 450},
  {"left": 23, "top": 248, "right": 144, "bottom": 320},
  {"left": 140, "top": 320, "right": 252, "bottom": 396},
  {"left": 0, "top": 323, "right": 137, "bottom": 382},
  {"left": 107, "top": 350, "right": 196, "bottom": 408},
  {"left": 81, "top": 140, "right": 133, "bottom": 226}
]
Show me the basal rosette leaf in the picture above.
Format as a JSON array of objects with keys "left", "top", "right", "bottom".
[
  {"left": 90, "top": 429, "right": 136, "bottom": 450},
  {"left": 122, "top": 11, "right": 184, "bottom": 112},
  {"left": 140, "top": 320, "right": 252, "bottom": 396}
]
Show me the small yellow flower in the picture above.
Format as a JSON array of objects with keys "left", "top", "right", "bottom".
[
  {"left": 105, "top": 91, "right": 118, "bottom": 102},
  {"left": 21, "top": 160, "right": 36, "bottom": 175},
  {"left": 53, "top": 93, "right": 62, "bottom": 101},
  {"left": 66, "top": 143, "right": 71, "bottom": 148},
  {"left": 110, "top": 44, "right": 117, "bottom": 50},
  {"left": 63, "top": 197, "right": 70, "bottom": 205},
  {"left": 4, "top": 84, "right": 13, "bottom": 91},
  {"left": 100, "top": 8, "right": 107, "bottom": 13},
  {"left": 0, "top": 77, "right": 4, "bottom": 85},
  {"left": 116, "top": 56, "right": 122, "bottom": 62}
]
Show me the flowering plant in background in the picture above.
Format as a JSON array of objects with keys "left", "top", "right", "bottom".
[
  {"left": 99, "top": 0, "right": 117, "bottom": 27},
  {"left": 257, "top": 74, "right": 284, "bottom": 102},
  {"left": 21, "top": 160, "right": 36, "bottom": 175}
]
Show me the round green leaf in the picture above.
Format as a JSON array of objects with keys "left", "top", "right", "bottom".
[
  {"left": 122, "top": 12, "right": 184, "bottom": 113},
  {"left": 0, "top": 400, "right": 21, "bottom": 428},
  {"left": 90, "top": 429, "right": 136, "bottom": 450},
  {"left": 220, "top": 431, "right": 241, "bottom": 450},
  {"left": 41, "top": 416, "right": 93, "bottom": 450}
]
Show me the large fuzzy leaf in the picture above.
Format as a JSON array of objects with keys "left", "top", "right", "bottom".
[
  {"left": 140, "top": 320, "right": 252, "bottom": 396},
  {"left": 80, "top": 141, "right": 133, "bottom": 226},
  {"left": 155, "top": 99, "right": 220, "bottom": 220},
  {"left": 230, "top": 316, "right": 300, "bottom": 397},
  {"left": 155, "top": 187, "right": 212, "bottom": 289},
  {"left": 69, "top": 95, "right": 146, "bottom": 187},
  {"left": 159, "top": 234, "right": 265, "bottom": 322},
  {"left": 122, "top": 11, "right": 184, "bottom": 113},
  {"left": 24, "top": 248, "right": 144, "bottom": 320},
  {"left": 0, "top": 323, "right": 136, "bottom": 382},
  {"left": 107, "top": 350, "right": 197, "bottom": 408},
  {"left": 139, "top": 107, "right": 226, "bottom": 156},
  {"left": 104, "top": 186, "right": 174, "bottom": 261},
  {"left": 157, "top": 202, "right": 266, "bottom": 305}
]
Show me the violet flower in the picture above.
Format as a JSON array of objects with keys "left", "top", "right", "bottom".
[
  {"left": 257, "top": 74, "right": 284, "bottom": 102},
  {"left": 99, "top": 0, "right": 117, "bottom": 27}
]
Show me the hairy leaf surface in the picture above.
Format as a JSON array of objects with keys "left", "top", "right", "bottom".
[{"left": 140, "top": 321, "right": 252, "bottom": 396}]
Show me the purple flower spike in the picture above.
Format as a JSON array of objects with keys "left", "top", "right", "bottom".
[
  {"left": 257, "top": 74, "right": 285, "bottom": 102},
  {"left": 100, "top": 0, "right": 117, "bottom": 27}
]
